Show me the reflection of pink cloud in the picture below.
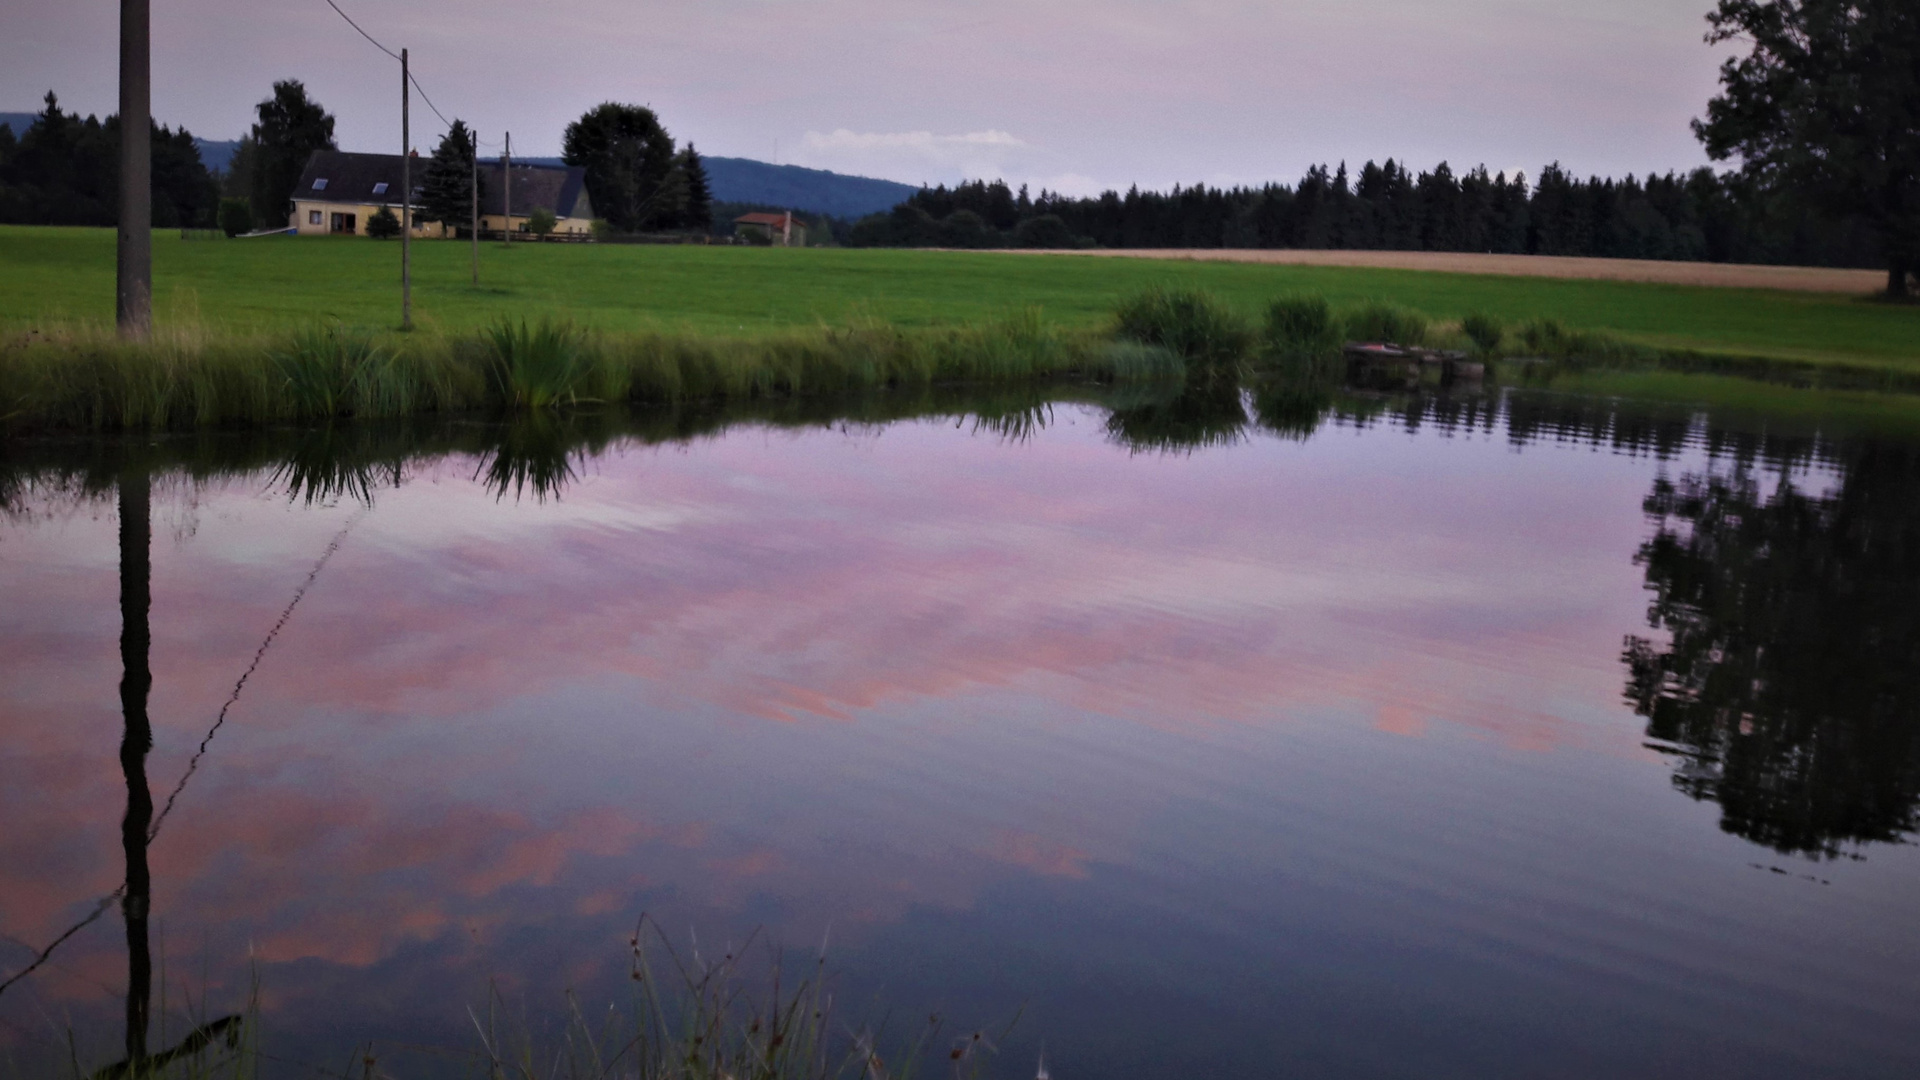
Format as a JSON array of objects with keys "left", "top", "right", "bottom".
[
  {"left": 0, "top": 414, "right": 1667, "bottom": 1029},
  {"left": 983, "top": 831, "right": 1090, "bottom": 881}
]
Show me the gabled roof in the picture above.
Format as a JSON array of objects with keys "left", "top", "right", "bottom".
[
  {"left": 735, "top": 212, "right": 801, "bottom": 227},
  {"left": 293, "top": 150, "right": 590, "bottom": 219},
  {"left": 479, "top": 160, "right": 589, "bottom": 219},
  {"left": 293, "top": 150, "right": 424, "bottom": 206}
]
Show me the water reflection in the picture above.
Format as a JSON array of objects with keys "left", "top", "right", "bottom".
[
  {"left": 4, "top": 373, "right": 1920, "bottom": 1078},
  {"left": 1624, "top": 442, "right": 1920, "bottom": 858}
]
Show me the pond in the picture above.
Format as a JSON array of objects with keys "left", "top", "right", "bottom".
[{"left": 2, "top": 380, "right": 1917, "bottom": 1079}]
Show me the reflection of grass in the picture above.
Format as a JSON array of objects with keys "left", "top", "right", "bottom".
[
  {"left": 1533, "top": 370, "right": 1920, "bottom": 438},
  {"left": 469, "top": 916, "right": 1014, "bottom": 1080},
  {"left": 5, "top": 227, "right": 1915, "bottom": 370}
]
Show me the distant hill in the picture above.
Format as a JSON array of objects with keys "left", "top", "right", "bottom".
[
  {"left": 3, "top": 111, "right": 241, "bottom": 173},
  {"left": 519, "top": 154, "right": 915, "bottom": 219}
]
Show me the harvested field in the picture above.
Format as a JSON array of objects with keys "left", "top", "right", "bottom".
[{"left": 1021, "top": 249, "right": 1888, "bottom": 294}]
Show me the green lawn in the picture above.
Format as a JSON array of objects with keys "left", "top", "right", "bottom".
[{"left": 3, "top": 225, "right": 1915, "bottom": 371}]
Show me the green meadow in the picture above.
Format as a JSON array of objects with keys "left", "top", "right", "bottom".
[{"left": 3, "top": 226, "right": 1916, "bottom": 372}]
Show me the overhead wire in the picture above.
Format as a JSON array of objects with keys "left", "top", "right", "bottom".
[{"left": 320, "top": 0, "right": 456, "bottom": 134}]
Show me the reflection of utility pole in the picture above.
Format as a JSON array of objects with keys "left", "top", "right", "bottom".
[
  {"left": 116, "top": 472, "right": 153, "bottom": 1068},
  {"left": 115, "top": 0, "right": 151, "bottom": 337}
]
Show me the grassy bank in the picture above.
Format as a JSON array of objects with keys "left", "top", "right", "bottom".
[
  {"left": 0, "top": 313, "right": 1177, "bottom": 433},
  {"left": 3, "top": 226, "right": 1916, "bottom": 372}
]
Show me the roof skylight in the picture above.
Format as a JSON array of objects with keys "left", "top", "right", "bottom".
[
  {"left": 372, "top": 182, "right": 389, "bottom": 195},
  {"left": 312, "top": 178, "right": 328, "bottom": 191}
]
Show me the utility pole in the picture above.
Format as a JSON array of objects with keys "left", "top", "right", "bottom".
[
  {"left": 116, "top": 0, "right": 151, "bottom": 338},
  {"left": 400, "top": 48, "right": 412, "bottom": 330},
  {"left": 503, "top": 132, "right": 512, "bottom": 245},
  {"left": 470, "top": 127, "right": 479, "bottom": 284}
]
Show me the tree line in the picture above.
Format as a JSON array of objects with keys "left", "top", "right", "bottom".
[
  {"left": 0, "top": 83, "right": 714, "bottom": 238},
  {"left": 0, "top": 92, "right": 218, "bottom": 228},
  {"left": 845, "top": 163, "right": 1885, "bottom": 271}
]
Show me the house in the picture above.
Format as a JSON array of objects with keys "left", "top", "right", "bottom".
[
  {"left": 734, "top": 211, "right": 807, "bottom": 247},
  {"left": 289, "top": 151, "right": 440, "bottom": 237},
  {"left": 478, "top": 160, "right": 594, "bottom": 237},
  {"left": 289, "top": 150, "right": 594, "bottom": 237}
]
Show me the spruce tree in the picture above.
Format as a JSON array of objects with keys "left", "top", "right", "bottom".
[
  {"left": 421, "top": 120, "right": 481, "bottom": 230},
  {"left": 675, "top": 142, "right": 713, "bottom": 230}
]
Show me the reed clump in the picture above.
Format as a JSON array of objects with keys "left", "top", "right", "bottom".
[
  {"left": 1112, "top": 286, "right": 1254, "bottom": 366},
  {"left": 0, "top": 311, "right": 1166, "bottom": 434},
  {"left": 1459, "top": 312, "right": 1505, "bottom": 356},
  {"left": 1513, "top": 317, "right": 1639, "bottom": 364},
  {"left": 1263, "top": 294, "right": 1343, "bottom": 356},
  {"left": 1340, "top": 301, "right": 1431, "bottom": 348}
]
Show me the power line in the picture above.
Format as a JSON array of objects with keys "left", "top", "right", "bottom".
[{"left": 319, "top": 0, "right": 455, "bottom": 132}]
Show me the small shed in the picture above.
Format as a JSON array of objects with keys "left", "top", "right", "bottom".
[{"left": 734, "top": 211, "right": 807, "bottom": 247}]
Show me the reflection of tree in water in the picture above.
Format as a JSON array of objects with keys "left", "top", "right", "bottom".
[{"left": 1623, "top": 444, "right": 1920, "bottom": 858}]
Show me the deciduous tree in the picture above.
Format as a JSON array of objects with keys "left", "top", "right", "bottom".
[
  {"left": 1693, "top": 0, "right": 1920, "bottom": 295},
  {"left": 248, "top": 80, "right": 335, "bottom": 229},
  {"left": 562, "top": 103, "right": 674, "bottom": 233}
]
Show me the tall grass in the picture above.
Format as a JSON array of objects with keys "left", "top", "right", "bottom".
[
  {"left": 1111, "top": 286, "right": 1254, "bottom": 366},
  {"left": 1263, "top": 294, "right": 1342, "bottom": 356},
  {"left": 467, "top": 917, "right": 1013, "bottom": 1080},
  {"left": 486, "top": 318, "right": 591, "bottom": 408},
  {"left": 1460, "top": 312, "right": 1505, "bottom": 356},
  {"left": 0, "top": 311, "right": 1169, "bottom": 434},
  {"left": 1340, "top": 302, "right": 1430, "bottom": 348}
]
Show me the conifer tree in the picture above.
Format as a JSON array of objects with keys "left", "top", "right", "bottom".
[
  {"left": 675, "top": 142, "right": 713, "bottom": 230},
  {"left": 421, "top": 120, "right": 481, "bottom": 230}
]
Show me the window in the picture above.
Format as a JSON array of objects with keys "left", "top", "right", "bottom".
[
  {"left": 372, "top": 182, "right": 388, "bottom": 195},
  {"left": 312, "top": 178, "right": 328, "bottom": 191},
  {"left": 308, "top": 210, "right": 322, "bottom": 225}
]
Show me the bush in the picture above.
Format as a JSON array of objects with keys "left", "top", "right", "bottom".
[
  {"left": 365, "top": 205, "right": 401, "bottom": 239},
  {"left": 1341, "top": 302, "right": 1429, "bottom": 347},
  {"left": 1113, "top": 287, "right": 1254, "bottom": 366},
  {"left": 218, "top": 197, "right": 253, "bottom": 237},
  {"left": 1264, "top": 294, "right": 1341, "bottom": 355},
  {"left": 1461, "top": 312, "right": 1504, "bottom": 354},
  {"left": 528, "top": 206, "right": 557, "bottom": 236},
  {"left": 589, "top": 218, "right": 613, "bottom": 240}
]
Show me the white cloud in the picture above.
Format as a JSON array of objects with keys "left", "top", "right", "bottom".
[
  {"left": 794, "top": 129, "right": 1037, "bottom": 186},
  {"left": 802, "top": 129, "right": 1028, "bottom": 152}
]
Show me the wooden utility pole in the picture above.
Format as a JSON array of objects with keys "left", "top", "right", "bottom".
[
  {"left": 116, "top": 0, "right": 151, "bottom": 337},
  {"left": 470, "top": 127, "right": 479, "bottom": 283},
  {"left": 503, "top": 132, "right": 512, "bottom": 244},
  {"left": 400, "top": 48, "right": 412, "bottom": 330}
]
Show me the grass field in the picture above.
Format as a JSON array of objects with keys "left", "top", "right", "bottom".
[{"left": 4, "top": 226, "right": 1916, "bottom": 372}]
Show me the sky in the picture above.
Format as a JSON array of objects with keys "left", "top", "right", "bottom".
[{"left": 2, "top": 0, "right": 1732, "bottom": 196}]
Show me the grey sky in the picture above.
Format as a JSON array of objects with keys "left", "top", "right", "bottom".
[{"left": 3, "top": 0, "right": 1731, "bottom": 194}]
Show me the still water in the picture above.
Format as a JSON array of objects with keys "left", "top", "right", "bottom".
[{"left": 2, "top": 386, "right": 1917, "bottom": 1079}]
